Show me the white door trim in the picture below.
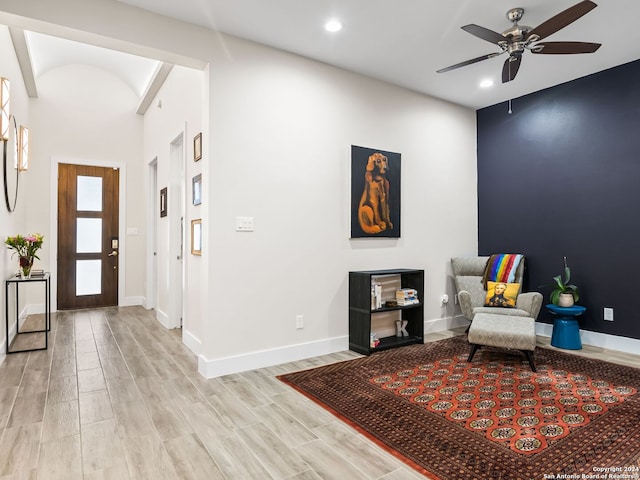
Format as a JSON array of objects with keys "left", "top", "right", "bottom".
[
  {"left": 146, "top": 157, "right": 158, "bottom": 311},
  {"left": 50, "top": 156, "right": 127, "bottom": 311}
]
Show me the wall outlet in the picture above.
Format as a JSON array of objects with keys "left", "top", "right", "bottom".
[
  {"left": 296, "top": 315, "right": 304, "bottom": 329},
  {"left": 441, "top": 294, "right": 449, "bottom": 305},
  {"left": 604, "top": 307, "right": 614, "bottom": 321}
]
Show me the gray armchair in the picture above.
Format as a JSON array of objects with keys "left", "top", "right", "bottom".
[{"left": 451, "top": 256, "right": 543, "bottom": 323}]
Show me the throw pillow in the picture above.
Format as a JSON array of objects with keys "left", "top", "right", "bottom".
[{"left": 485, "top": 281, "right": 520, "bottom": 308}]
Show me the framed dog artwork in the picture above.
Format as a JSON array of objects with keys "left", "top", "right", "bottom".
[{"left": 350, "top": 145, "right": 401, "bottom": 238}]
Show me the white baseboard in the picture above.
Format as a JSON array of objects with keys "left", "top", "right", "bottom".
[
  {"left": 194, "top": 316, "right": 639, "bottom": 378},
  {"left": 155, "top": 309, "right": 170, "bottom": 329},
  {"left": 425, "top": 315, "right": 469, "bottom": 334},
  {"left": 183, "top": 328, "right": 202, "bottom": 355},
  {"left": 198, "top": 335, "right": 349, "bottom": 378},
  {"left": 535, "top": 322, "right": 640, "bottom": 356},
  {"left": 1, "top": 306, "right": 29, "bottom": 362},
  {"left": 121, "top": 296, "right": 145, "bottom": 307}
]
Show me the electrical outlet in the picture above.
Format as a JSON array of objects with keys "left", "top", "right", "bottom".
[
  {"left": 296, "top": 315, "right": 304, "bottom": 329},
  {"left": 604, "top": 308, "right": 614, "bottom": 321},
  {"left": 441, "top": 294, "right": 449, "bottom": 305}
]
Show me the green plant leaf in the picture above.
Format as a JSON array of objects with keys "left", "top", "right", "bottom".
[{"left": 552, "top": 275, "right": 564, "bottom": 289}]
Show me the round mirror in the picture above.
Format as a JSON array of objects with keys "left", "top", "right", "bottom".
[{"left": 3, "top": 114, "right": 19, "bottom": 212}]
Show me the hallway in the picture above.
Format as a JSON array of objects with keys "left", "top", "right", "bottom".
[{"left": 0, "top": 307, "right": 425, "bottom": 479}]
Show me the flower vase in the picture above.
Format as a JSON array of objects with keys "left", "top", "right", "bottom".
[{"left": 19, "top": 256, "right": 34, "bottom": 279}]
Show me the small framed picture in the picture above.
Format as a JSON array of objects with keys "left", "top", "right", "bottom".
[
  {"left": 194, "top": 132, "right": 202, "bottom": 161},
  {"left": 192, "top": 174, "right": 202, "bottom": 206},
  {"left": 160, "top": 187, "right": 168, "bottom": 217},
  {"left": 191, "top": 219, "right": 202, "bottom": 255}
]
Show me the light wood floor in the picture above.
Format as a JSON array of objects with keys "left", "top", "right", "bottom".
[{"left": 0, "top": 307, "right": 638, "bottom": 479}]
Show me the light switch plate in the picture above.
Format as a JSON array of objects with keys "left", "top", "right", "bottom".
[{"left": 235, "top": 216, "right": 254, "bottom": 232}]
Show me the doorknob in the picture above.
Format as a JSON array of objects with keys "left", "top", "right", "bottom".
[{"left": 108, "top": 251, "right": 118, "bottom": 257}]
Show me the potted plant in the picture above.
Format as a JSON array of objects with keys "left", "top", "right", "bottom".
[
  {"left": 5, "top": 233, "right": 44, "bottom": 279},
  {"left": 549, "top": 256, "right": 579, "bottom": 307}
]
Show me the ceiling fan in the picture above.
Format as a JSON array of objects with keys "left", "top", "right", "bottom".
[{"left": 437, "top": 0, "right": 601, "bottom": 83}]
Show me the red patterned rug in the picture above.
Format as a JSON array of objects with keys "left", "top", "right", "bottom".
[{"left": 278, "top": 336, "right": 640, "bottom": 480}]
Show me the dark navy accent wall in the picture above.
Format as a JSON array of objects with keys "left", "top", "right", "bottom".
[{"left": 477, "top": 58, "right": 640, "bottom": 341}]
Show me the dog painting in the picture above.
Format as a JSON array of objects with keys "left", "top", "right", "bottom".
[{"left": 351, "top": 146, "right": 401, "bottom": 238}]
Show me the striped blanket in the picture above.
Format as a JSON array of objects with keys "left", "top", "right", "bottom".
[{"left": 482, "top": 254, "right": 523, "bottom": 289}]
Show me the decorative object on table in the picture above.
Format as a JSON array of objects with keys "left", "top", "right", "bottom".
[
  {"left": 546, "top": 256, "right": 579, "bottom": 307},
  {"left": 350, "top": 145, "right": 401, "bottom": 238},
  {"left": 193, "top": 132, "right": 202, "bottom": 161},
  {"left": 159, "top": 187, "right": 167, "bottom": 217},
  {"left": 5, "top": 233, "right": 44, "bottom": 279},
  {"left": 278, "top": 335, "right": 640, "bottom": 480}
]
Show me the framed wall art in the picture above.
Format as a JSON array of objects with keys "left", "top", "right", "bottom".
[
  {"left": 160, "top": 187, "right": 167, "bottom": 217},
  {"left": 194, "top": 132, "right": 202, "bottom": 161},
  {"left": 191, "top": 219, "right": 202, "bottom": 255},
  {"left": 192, "top": 173, "right": 202, "bottom": 206},
  {"left": 350, "top": 145, "right": 401, "bottom": 238}
]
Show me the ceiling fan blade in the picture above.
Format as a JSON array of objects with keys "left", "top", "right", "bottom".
[
  {"left": 528, "top": 0, "right": 597, "bottom": 41},
  {"left": 461, "top": 24, "right": 506, "bottom": 45},
  {"left": 502, "top": 55, "right": 522, "bottom": 83},
  {"left": 437, "top": 52, "right": 502, "bottom": 73},
  {"left": 531, "top": 41, "right": 601, "bottom": 54}
]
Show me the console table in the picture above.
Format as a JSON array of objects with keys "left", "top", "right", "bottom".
[
  {"left": 546, "top": 303, "right": 586, "bottom": 350},
  {"left": 5, "top": 273, "right": 51, "bottom": 354}
]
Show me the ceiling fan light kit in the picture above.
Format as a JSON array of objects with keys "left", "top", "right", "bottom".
[{"left": 437, "top": 0, "right": 601, "bottom": 83}]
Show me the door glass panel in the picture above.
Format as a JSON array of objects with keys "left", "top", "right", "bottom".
[
  {"left": 77, "top": 176, "right": 102, "bottom": 211},
  {"left": 77, "top": 218, "right": 102, "bottom": 253},
  {"left": 76, "top": 260, "right": 101, "bottom": 296}
]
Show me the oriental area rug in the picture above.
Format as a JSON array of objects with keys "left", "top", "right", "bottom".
[{"left": 278, "top": 336, "right": 640, "bottom": 480}]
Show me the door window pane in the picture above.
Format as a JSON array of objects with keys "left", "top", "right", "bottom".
[
  {"left": 77, "top": 218, "right": 102, "bottom": 253},
  {"left": 76, "top": 260, "right": 101, "bottom": 296},
  {"left": 77, "top": 176, "right": 102, "bottom": 211}
]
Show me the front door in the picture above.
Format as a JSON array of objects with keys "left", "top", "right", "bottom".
[{"left": 57, "top": 164, "right": 119, "bottom": 309}]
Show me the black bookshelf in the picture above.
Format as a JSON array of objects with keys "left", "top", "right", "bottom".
[{"left": 348, "top": 269, "right": 424, "bottom": 355}]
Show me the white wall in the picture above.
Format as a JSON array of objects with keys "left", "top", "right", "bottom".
[
  {"left": 201, "top": 36, "right": 478, "bottom": 376},
  {"left": 142, "top": 65, "right": 204, "bottom": 348},
  {"left": 28, "top": 64, "right": 146, "bottom": 308},
  {"left": 0, "top": 2, "right": 479, "bottom": 376},
  {"left": 0, "top": 25, "right": 29, "bottom": 363}
]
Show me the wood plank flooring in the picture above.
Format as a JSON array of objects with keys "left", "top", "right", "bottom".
[{"left": 0, "top": 306, "right": 638, "bottom": 479}]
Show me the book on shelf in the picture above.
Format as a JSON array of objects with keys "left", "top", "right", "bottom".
[{"left": 395, "top": 288, "right": 419, "bottom": 305}]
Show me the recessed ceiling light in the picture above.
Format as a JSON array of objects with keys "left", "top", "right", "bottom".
[
  {"left": 324, "top": 19, "right": 343, "bottom": 33},
  {"left": 480, "top": 79, "right": 494, "bottom": 88}
]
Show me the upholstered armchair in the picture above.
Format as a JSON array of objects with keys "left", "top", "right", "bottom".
[{"left": 451, "top": 256, "right": 543, "bottom": 323}]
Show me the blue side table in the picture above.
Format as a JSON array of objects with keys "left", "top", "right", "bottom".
[{"left": 546, "top": 304, "right": 586, "bottom": 350}]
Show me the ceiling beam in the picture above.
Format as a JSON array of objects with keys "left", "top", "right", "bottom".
[
  {"left": 8, "top": 27, "right": 38, "bottom": 98},
  {"left": 136, "top": 62, "right": 173, "bottom": 115}
]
